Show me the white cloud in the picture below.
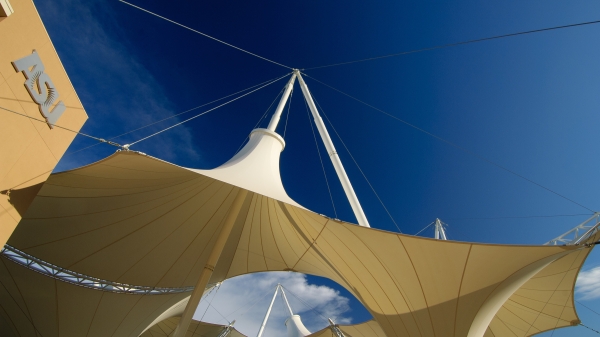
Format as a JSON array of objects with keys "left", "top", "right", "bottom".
[
  {"left": 576, "top": 265, "right": 600, "bottom": 300},
  {"left": 193, "top": 272, "right": 353, "bottom": 336}
]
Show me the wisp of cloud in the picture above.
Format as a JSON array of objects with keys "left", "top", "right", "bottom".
[{"left": 576, "top": 266, "right": 600, "bottom": 300}]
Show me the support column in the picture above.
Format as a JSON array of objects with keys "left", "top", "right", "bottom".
[
  {"left": 296, "top": 70, "right": 370, "bottom": 227},
  {"left": 267, "top": 73, "right": 297, "bottom": 132},
  {"left": 173, "top": 189, "right": 249, "bottom": 337},
  {"left": 257, "top": 284, "right": 280, "bottom": 337},
  {"left": 280, "top": 286, "right": 294, "bottom": 317},
  {"left": 434, "top": 218, "right": 447, "bottom": 240}
]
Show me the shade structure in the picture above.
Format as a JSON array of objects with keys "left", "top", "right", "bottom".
[
  {"left": 0, "top": 253, "right": 191, "bottom": 336},
  {"left": 139, "top": 317, "right": 246, "bottom": 337},
  {"left": 307, "top": 320, "right": 387, "bottom": 337},
  {"left": 2, "top": 128, "right": 598, "bottom": 337}
]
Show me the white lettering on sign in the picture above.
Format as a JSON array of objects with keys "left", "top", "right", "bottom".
[{"left": 12, "top": 50, "right": 66, "bottom": 129}]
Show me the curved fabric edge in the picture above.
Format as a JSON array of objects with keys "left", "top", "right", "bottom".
[{"left": 5, "top": 151, "right": 597, "bottom": 337}]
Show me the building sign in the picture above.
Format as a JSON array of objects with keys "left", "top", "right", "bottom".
[{"left": 12, "top": 50, "right": 66, "bottom": 128}]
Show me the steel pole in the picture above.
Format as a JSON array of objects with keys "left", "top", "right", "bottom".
[
  {"left": 267, "top": 74, "right": 297, "bottom": 132},
  {"left": 434, "top": 218, "right": 447, "bottom": 240},
  {"left": 280, "top": 286, "right": 294, "bottom": 317},
  {"left": 257, "top": 284, "right": 280, "bottom": 337},
  {"left": 296, "top": 70, "right": 370, "bottom": 227},
  {"left": 173, "top": 189, "right": 249, "bottom": 337}
]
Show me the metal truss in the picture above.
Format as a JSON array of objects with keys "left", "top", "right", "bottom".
[
  {"left": 0, "top": 244, "right": 196, "bottom": 295},
  {"left": 544, "top": 213, "right": 600, "bottom": 246},
  {"left": 216, "top": 321, "right": 236, "bottom": 337},
  {"left": 328, "top": 319, "right": 346, "bottom": 337}
]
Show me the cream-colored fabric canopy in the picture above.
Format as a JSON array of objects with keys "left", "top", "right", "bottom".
[
  {"left": 4, "top": 150, "right": 597, "bottom": 337},
  {"left": 307, "top": 320, "right": 387, "bottom": 337},
  {"left": 0, "top": 253, "right": 190, "bottom": 336},
  {"left": 139, "top": 317, "right": 246, "bottom": 337}
]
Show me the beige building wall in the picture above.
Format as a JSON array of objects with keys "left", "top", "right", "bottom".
[{"left": 0, "top": 0, "right": 88, "bottom": 246}]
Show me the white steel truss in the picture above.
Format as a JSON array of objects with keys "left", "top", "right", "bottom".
[
  {"left": 216, "top": 320, "right": 236, "bottom": 337},
  {"left": 0, "top": 244, "right": 199, "bottom": 295},
  {"left": 544, "top": 213, "right": 600, "bottom": 246},
  {"left": 327, "top": 318, "right": 346, "bottom": 337}
]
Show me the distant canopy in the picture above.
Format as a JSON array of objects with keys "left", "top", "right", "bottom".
[
  {"left": 1, "top": 128, "right": 597, "bottom": 337},
  {"left": 139, "top": 317, "right": 245, "bottom": 337}
]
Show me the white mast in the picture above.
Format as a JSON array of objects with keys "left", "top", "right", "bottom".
[
  {"left": 267, "top": 73, "right": 297, "bottom": 131},
  {"left": 434, "top": 218, "right": 447, "bottom": 240},
  {"left": 280, "top": 286, "right": 311, "bottom": 337},
  {"left": 280, "top": 285, "right": 295, "bottom": 317},
  {"left": 256, "top": 284, "right": 311, "bottom": 337},
  {"left": 296, "top": 70, "right": 370, "bottom": 227},
  {"left": 257, "top": 284, "right": 280, "bottom": 337}
]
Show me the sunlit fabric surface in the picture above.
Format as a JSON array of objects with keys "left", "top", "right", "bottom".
[{"left": 2, "top": 152, "right": 596, "bottom": 337}]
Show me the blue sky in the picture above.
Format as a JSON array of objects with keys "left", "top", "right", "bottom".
[{"left": 35, "top": 0, "right": 600, "bottom": 335}]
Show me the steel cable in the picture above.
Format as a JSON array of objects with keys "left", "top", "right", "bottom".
[
  {"left": 118, "top": 0, "right": 293, "bottom": 70},
  {"left": 128, "top": 73, "right": 290, "bottom": 146},
  {"left": 303, "top": 19, "right": 600, "bottom": 70},
  {"left": 302, "top": 73, "right": 596, "bottom": 213}
]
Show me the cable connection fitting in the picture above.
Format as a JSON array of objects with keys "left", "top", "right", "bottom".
[{"left": 98, "top": 138, "right": 125, "bottom": 149}]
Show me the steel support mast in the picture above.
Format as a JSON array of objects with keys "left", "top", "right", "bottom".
[
  {"left": 267, "top": 73, "right": 297, "bottom": 131},
  {"left": 257, "top": 284, "right": 281, "bottom": 337},
  {"left": 296, "top": 70, "right": 370, "bottom": 227},
  {"left": 434, "top": 218, "right": 447, "bottom": 240},
  {"left": 280, "top": 286, "right": 295, "bottom": 317},
  {"left": 174, "top": 77, "right": 298, "bottom": 337}
]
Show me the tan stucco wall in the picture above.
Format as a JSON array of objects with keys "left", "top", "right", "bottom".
[{"left": 0, "top": 0, "right": 88, "bottom": 246}]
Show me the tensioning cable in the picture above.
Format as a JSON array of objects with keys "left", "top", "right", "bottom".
[
  {"left": 233, "top": 85, "right": 286, "bottom": 155},
  {"left": 302, "top": 19, "right": 600, "bottom": 70},
  {"left": 579, "top": 323, "right": 600, "bottom": 335},
  {"left": 200, "top": 283, "right": 222, "bottom": 322},
  {"left": 127, "top": 73, "right": 290, "bottom": 147},
  {"left": 217, "top": 284, "right": 279, "bottom": 324},
  {"left": 282, "top": 88, "right": 293, "bottom": 138},
  {"left": 66, "top": 74, "right": 289, "bottom": 157},
  {"left": 303, "top": 96, "right": 338, "bottom": 219},
  {"left": 280, "top": 285, "right": 330, "bottom": 323},
  {"left": 302, "top": 73, "right": 596, "bottom": 213},
  {"left": 313, "top": 96, "right": 403, "bottom": 233},
  {"left": 117, "top": 0, "right": 293, "bottom": 70},
  {"left": 447, "top": 213, "right": 594, "bottom": 221},
  {"left": 0, "top": 105, "right": 124, "bottom": 150},
  {"left": 576, "top": 300, "right": 600, "bottom": 318},
  {"left": 414, "top": 222, "right": 435, "bottom": 236}
]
